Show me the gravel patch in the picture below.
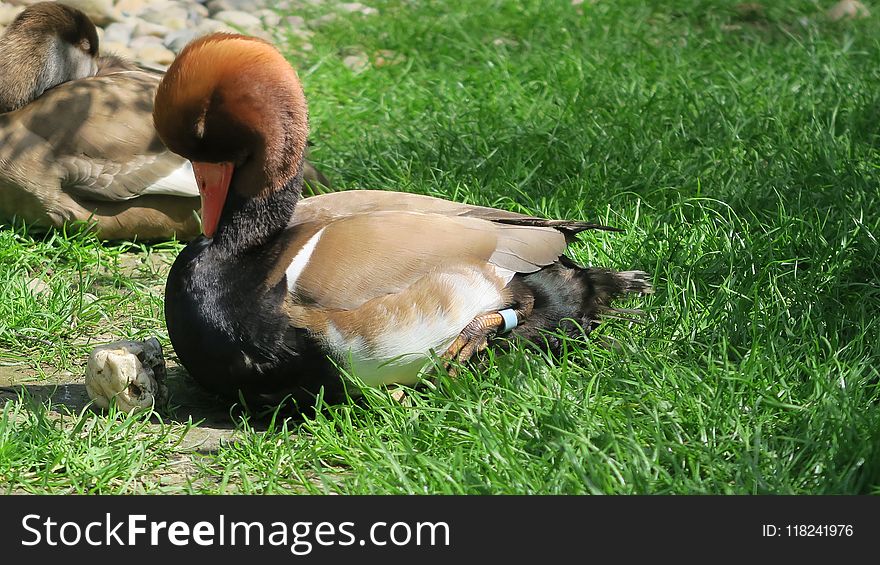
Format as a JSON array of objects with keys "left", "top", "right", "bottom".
[{"left": 0, "top": 0, "right": 380, "bottom": 67}]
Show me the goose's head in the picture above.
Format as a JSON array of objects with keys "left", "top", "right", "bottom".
[
  {"left": 153, "top": 33, "right": 309, "bottom": 239},
  {"left": 0, "top": 2, "right": 99, "bottom": 112}
]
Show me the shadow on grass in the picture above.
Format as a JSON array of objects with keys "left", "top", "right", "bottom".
[{"left": 0, "top": 366, "right": 247, "bottom": 432}]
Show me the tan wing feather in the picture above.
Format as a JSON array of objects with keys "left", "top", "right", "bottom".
[
  {"left": 9, "top": 69, "right": 196, "bottom": 201},
  {"left": 287, "top": 210, "right": 569, "bottom": 310},
  {"left": 294, "top": 190, "right": 619, "bottom": 235},
  {"left": 293, "top": 190, "right": 528, "bottom": 225}
]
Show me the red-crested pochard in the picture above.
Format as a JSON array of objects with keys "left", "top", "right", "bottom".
[
  {"left": 154, "top": 33, "right": 652, "bottom": 407},
  {"left": 0, "top": 2, "right": 329, "bottom": 241}
]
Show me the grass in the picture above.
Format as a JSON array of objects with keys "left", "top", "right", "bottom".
[
  {"left": 0, "top": 396, "right": 193, "bottom": 493},
  {"left": 1, "top": 0, "right": 878, "bottom": 494}
]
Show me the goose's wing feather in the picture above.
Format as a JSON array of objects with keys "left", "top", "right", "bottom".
[
  {"left": 9, "top": 68, "right": 199, "bottom": 201},
  {"left": 293, "top": 190, "right": 528, "bottom": 224},
  {"left": 294, "top": 189, "right": 619, "bottom": 237},
  {"left": 277, "top": 208, "right": 571, "bottom": 311}
]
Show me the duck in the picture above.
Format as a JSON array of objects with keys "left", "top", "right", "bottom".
[
  {"left": 154, "top": 33, "right": 652, "bottom": 408},
  {"left": 0, "top": 2, "right": 329, "bottom": 241}
]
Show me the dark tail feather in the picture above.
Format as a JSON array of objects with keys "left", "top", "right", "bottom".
[
  {"left": 492, "top": 217, "right": 625, "bottom": 239},
  {"left": 510, "top": 257, "right": 652, "bottom": 353}
]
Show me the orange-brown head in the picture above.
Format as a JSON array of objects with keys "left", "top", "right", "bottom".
[{"left": 153, "top": 33, "right": 309, "bottom": 238}]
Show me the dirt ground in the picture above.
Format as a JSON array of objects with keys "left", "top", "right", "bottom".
[
  {"left": 0, "top": 360, "right": 238, "bottom": 441},
  {"left": 0, "top": 357, "right": 245, "bottom": 491}
]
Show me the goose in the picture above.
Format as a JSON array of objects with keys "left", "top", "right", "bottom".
[
  {"left": 153, "top": 33, "right": 652, "bottom": 408},
  {"left": 0, "top": 2, "right": 329, "bottom": 241}
]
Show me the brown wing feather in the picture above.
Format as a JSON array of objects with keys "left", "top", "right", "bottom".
[
  {"left": 9, "top": 69, "right": 193, "bottom": 201},
  {"left": 294, "top": 190, "right": 620, "bottom": 234},
  {"left": 489, "top": 223, "right": 566, "bottom": 273},
  {"left": 283, "top": 208, "right": 575, "bottom": 310},
  {"left": 294, "top": 212, "right": 498, "bottom": 309}
]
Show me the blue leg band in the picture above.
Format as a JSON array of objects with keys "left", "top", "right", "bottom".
[{"left": 498, "top": 309, "right": 518, "bottom": 333}]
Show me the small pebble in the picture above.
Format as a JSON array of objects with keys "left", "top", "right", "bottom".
[
  {"left": 101, "top": 40, "right": 136, "bottom": 60},
  {"left": 25, "top": 277, "right": 51, "bottom": 298},
  {"left": 342, "top": 52, "right": 369, "bottom": 73},
  {"left": 339, "top": 2, "right": 378, "bottom": 16},
  {"left": 254, "top": 9, "right": 281, "bottom": 27},
  {"left": 134, "top": 19, "right": 172, "bottom": 38},
  {"left": 135, "top": 44, "right": 176, "bottom": 66},
  {"left": 129, "top": 35, "right": 164, "bottom": 50},
  {"left": 827, "top": 0, "right": 870, "bottom": 21},
  {"left": 102, "top": 21, "right": 136, "bottom": 44},
  {"left": 213, "top": 9, "right": 262, "bottom": 28}
]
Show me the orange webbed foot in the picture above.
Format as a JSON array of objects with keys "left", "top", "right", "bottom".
[{"left": 441, "top": 311, "right": 509, "bottom": 377}]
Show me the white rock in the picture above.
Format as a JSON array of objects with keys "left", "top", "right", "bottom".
[
  {"left": 139, "top": 4, "right": 192, "bottom": 30},
  {"left": 63, "top": 0, "right": 118, "bottom": 26},
  {"left": 284, "top": 14, "right": 306, "bottom": 29},
  {"left": 213, "top": 9, "right": 262, "bottom": 29},
  {"left": 339, "top": 2, "right": 377, "bottom": 15},
  {"left": 342, "top": 52, "right": 369, "bottom": 73},
  {"left": 188, "top": 3, "right": 210, "bottom": 18},
  {"left": 206, "top": 0, "right": 272, "bottom": 13},
  {"left": 25, "top": 277, "right": 51, "bottom": 298},
  {"left": 827, "top": 0, "right": 870, "bottom": 20},
  {"left": 195, "top": 18, "right": 238, "bottom": 33},
  {"left": 0, "top": 4, "right": 25, "bottom": 27},
  {"left": 254, "top": 9, "right": 281, "bottom": 27},
  {"left": 102, "top": 20, "right": 135, "bottom": 44},
  {"left": 85, "top": 338, "right": 167, "bottom": 413},
  {"left": 163, "top": 18, "right": 236, "bottom": 51},
  {"left": 163, "top": 27, "right": 202, "bottom": 52},
  {"left": 135, "top": 43, "right": 176, "bottom": 65},
  {"left": 129, "top": 34, "right": 163, "bottom": 49},
  {"left": 373, "top": 49, "right": 403, "bottom": 67},
  {"left": 289, "top": 28, "right": 314, "bottom": 40},
  {"left": 134, "top": 18, "right": 171, "bottom": 38},
  {"left": 113, "top": 0, "right": 148, "bottom": 18},
  {"left": 312, "top": 12, "right": 337, "bottom": 26},
  {"left": 101, "top": 40, "right": 135, "bottom": 59}
]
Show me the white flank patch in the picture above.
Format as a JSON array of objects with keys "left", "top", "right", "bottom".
[
  {"left": 326, "top": 268, "right": 506, "bottom": 387},
  {"left": 492, "top": 265, "right": 517, "bottom": 285},
  {"left": 285, "top": 228, "right": 325, "bottom": 292},
  {"left": 138, "top": 162, "right": 201, "bottom": 198}
]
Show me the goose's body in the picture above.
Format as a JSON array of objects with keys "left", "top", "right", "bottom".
[
  {"left": 0, "top": 2, "right": 328, "bottom": 241},
  {"left": 155, "top": 34, "right": 652, "bottom": 408}
]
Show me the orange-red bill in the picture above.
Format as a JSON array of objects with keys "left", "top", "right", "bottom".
[{"left": 191, "top": 161, "right": 234, "bottom": 238}]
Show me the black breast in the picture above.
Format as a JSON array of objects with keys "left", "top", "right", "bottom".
[{"left": 164, "top": 237, "right": 344, "bottom": 410}]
